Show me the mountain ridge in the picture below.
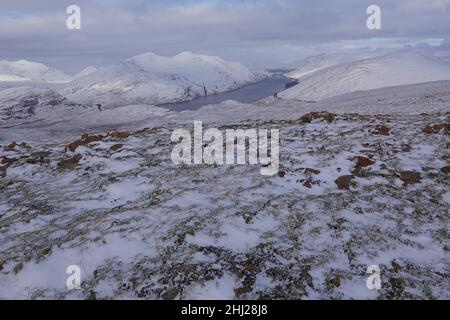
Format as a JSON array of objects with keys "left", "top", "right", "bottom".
[
  {"left": 0, "top": 59, "right": 72, "bottom": 84},
  {"left": 280, "top": 49, "right": 450, "bottom": 101}
]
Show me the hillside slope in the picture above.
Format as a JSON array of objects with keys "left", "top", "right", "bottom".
[
  {"left": 286, "top": 51, "right": 379, "bottom": 79},
  {"left": 0, "top": 111, "right": 448, "bottom": 299},
  {"left": 0, "top": 87, "right": 90, "bottom": 124},
  {"left": 280, "top": 50, "right": 450, "bottom": 101}
]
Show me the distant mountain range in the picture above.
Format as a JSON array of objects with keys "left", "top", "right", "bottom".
[
  {"left": 0, "top": 52, "right": 263, "bottom": 108},
  {"left": 2, "top": 49, "right": 450, "bottom": 110},
  {"left": 0, "top": 52, "right": 267, "bottom": 126}
]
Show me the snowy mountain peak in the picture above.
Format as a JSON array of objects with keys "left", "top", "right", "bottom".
[
  {"left": 125, "top": 51, "right": 241, "bottom": 71},
  {"left": 126, "top": 52, "right": 163, "bottom": 64},
  {"left": 174, "top": 51, "right": 219, "bottom": 61},
  {"left": 2, "top": 59, "right": 45, "bottom": 68},
  {"left": 0, "top": 59, "right": 72, "bottom": 83},
  {"left": 176, "top": 51, "right": 195, "bottom": 56}
]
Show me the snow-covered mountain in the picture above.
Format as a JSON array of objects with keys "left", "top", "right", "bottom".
[
  {"left": 284, "top": 48, "right": 396, "bottom": 79},
  {"left": 61, "top": 52, "right": 262, "bottom": 107},
  {"left": 74, "top": 66, "right": 98, "bottom": 79},
  {"left": 280, "top": 50, "right": 450, "bottom": 101},
  {"left": 0, "top": 60, "right": 72, "bottom": 83},
  {"left": 0, "top": 87, "right": 88, "bottom": 122},
  {"left": 285, "top": 52, "right": 372, "bottom": 79}
]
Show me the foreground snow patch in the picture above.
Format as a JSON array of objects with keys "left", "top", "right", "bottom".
[{"left": 0, "top": 112, "right": 448, "bottom": 299}]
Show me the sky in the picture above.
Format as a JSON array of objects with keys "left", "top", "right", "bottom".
[{"left": 1, "top": 0, "right": 450, "bottom": 73}]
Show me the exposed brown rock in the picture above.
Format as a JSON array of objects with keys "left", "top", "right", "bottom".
[
  {"left": 324, "top": 113, "right": 336, "bottom": 123},
  {"left": 133, "top": 127, "right": 154, "bottom": 135},
  {"left": 83, "top": 135, "right": 102, "bottom": 144},
  {"left": 1, "top": 157, "right": 18, "bottom": 165},
  {"left": 65, "top": 139, "right": 84, "bottom": 152},
  {"left": 303, "top": 180, "right": 312, "bottom": 189},
  {"left": 441, "top": 166, "right": 450, "bottom": 174},
  {"left": 58, "top": 155, "right": 82, "bottom": 169},
  {"left": 277, "top": 170, "right": 286, "bottom": 178},
  {"left": 300, "top": 112, "right": 336, "bottom": 124},
  {"left": 13, "top": 262, "right": 23, "bottom": 274},
  {"left": 351, "top": 167, "right": 371, "bottom": 178},
  {"left": 391, "top": 260, "right": 401, "bottom": 273},
  {"left": 423, "top": 123, "right": 449, "bottom": 134},
  {"left": 304, "top": 168, "right": 321, "bottom": 175},
  {"left": 401, "top": 144, "right": 412, "bottom": 153},
  {"left": 110, "top": 131, "right": 130, "bottom": 139},
  {"left": 5, "top": 141, "right": 17, "bottom": 151},
  {"left": 399, "top": 171, "right": 421, "bottom": 186},
  {"left": 65, "top": 134, "right": 104, "bottom": 152},
  {"left": 373, "top": 125, "right": 390, "bottom": 136},
  {"left": 335, "top": 175, "right": 354, "bottom": 190},
  {"left": 300, "top": 112, "right": 317, "bottom": 123},
  {"left": 355, "top": 156, "right": 375, "bottom": 168}
]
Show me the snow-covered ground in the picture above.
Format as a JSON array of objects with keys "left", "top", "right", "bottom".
[
  {"left": 0, "top": 78, "right": 449, "bottom": 299},
  {"left": 280, "top": 50, "right": 450, "bottom": 101}
]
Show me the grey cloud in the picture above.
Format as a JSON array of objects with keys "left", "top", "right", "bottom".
[{"left": 0, "top": 0, "right": 449, "bottom": 72}]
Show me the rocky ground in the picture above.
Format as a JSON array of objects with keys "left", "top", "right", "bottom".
[{"left": 0, "top": 111, "right": 449, "bottom": 299}]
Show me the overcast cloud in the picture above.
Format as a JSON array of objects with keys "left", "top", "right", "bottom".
[{"left": 1, "top": 0, "right": 449, "bottom": 72}]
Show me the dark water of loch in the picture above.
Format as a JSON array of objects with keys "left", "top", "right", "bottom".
[{"left": 159, "top": 76, "right": 292, "bottom": 111}]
